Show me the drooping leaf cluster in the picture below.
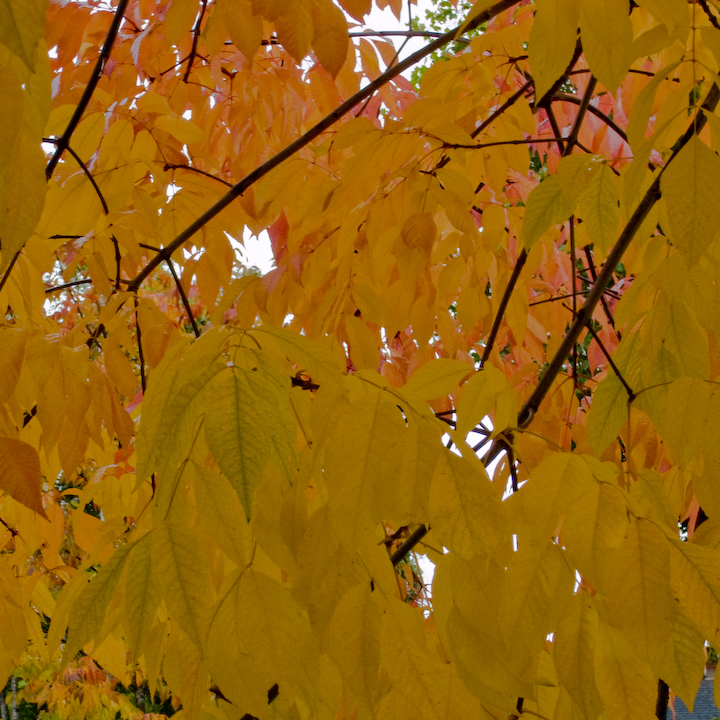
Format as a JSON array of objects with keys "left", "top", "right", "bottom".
[{"left": 2, "top": 0, "right": 720, "bottom": 719}]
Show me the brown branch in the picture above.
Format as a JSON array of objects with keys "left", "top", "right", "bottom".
[
  {"left": 698, "top": 0, "right": 720, "bottom": 30},
  {"left": 534, "top": 36, "right": 583, "bottom": 109},
  {"left": 183, "top": 0, "right": 208, "bottom": 83},
  {"left": 583, "top": 246, "right": 620, "bottom": 339},
  {"left": 134, "top": 298, "right": 147, "bottom": 393},
  {"left": 126, "top": 0, "right": 522, "bottom": 292},
  {"left": 554, "top": 92, "right": 628, "bottom": 145},
  {"left": 481, "top": 248, "right": 528, "bottom": 365},
  {"left": 167, "top": 260, "right": 200, "bottom": 338},
  {"left": 579, "top": 311, "right": 635, "bottom": 400},
  {"left": 472, "top": 80, "right": 534, "bottom": 139},
  {"left": 390, "top": 524, "right": 428, "bottom": 566},
  {"left": 46, "top": 0, "right": 130, "bottom": 179},
  {"left": 163, "top": 163, "right": 234, "bottom": 188},
  {"left": 517, "top": 83, "right": 720, "bottom": 429}
]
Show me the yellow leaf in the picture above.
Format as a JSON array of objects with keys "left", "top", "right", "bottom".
[
  {"left": 345, "top": 315, "right": 380, "bottom": 371},
  {"left": 204, "top": 360, "right": 297, "bottom": 520},
  {"left": 594, "top": 616, "right": 658, "bottom": 720},
  {"left": 429, "top": 448, "right": 506, "bottom": 558},
  {"left": 123, "top": 534, "right": 161, "bottom": 660},
  {"left": 579, "top": 162, "right": 620, "bottom": 256},
  {"left": 208, "top": 569, "right": 318, "bottom": 709},
  {"left": 402, "top": 358, "right": 470, "bottom": 401},
  {"left": 661, "top": 134, "right": 720, "bottom": 263},
  {"left": 670, "top": 533, "right": 720, "bottom": 646},
  {"left": 0, "top": 558, "right": 26, "bottom": 686},
  {"left": 0, "top": 59, "right": 48, "bottom": 271},
  {"left": 275, "top": 2, "right": 313, "bottom": 63},
  {"left": 626, "top": 62, "right": 680, "bottom": 150},
  {"left": 194, "top": 463, "right": 249, "bottom": 566},
  {"left": 579, "top": 0, "right": 634, "bottom": 96},
  {"left": 654, "top": 612, "right": 705, "bottom": 711},
  {"left": 597, "top": 520, "right": 677, "bottom": 664},
  {"left": 0, "top": 438, "right": 47, "bottom": 519},
  {"left": 337, "top": 0, "right": 371, "bottom": 21},
  {"left": 587, "top": 373, "right": 627, "bottom": 455},
  {"left": 65, "top": 544, "right": 133, "bottom": 660},
  {"left": 554, "top": 593, "right": 604, "bottom": 720},
  {"left": 324, "top": 397, "right": 406, "bottom": 548},
  {"left": 327, "top": 583, "right": 384, "bottom": 707},
  {"left": 163, "top": 0, "right": 198, "bottom": 47},
  {"left": 136, "top": 332, "right": 226, "bottom": 485},
  {"left": 152, "top": 522, "right": 212, "bottom": 647},
  {"left": 500, "top": 542, "right": 574, "bottom": 660},
  {"left": 220, "top": 0, "right": 262, "bottom": 62},
  {"left": 311, "top": 0, "right": 348, "bottom": 77},
  {"left": 522, "top": 175, "right": 573, "bottom": 249},
  {"left": 529, "top": 0, "right": 580, "bottom": 101},
  {"left": 401, "top": 212, "right": 437, "bottom": 255},
  {"left": 516, "top": 453, "right": 597, "bottom": 545},
  {"left": 455, "top": 364, "right": 507, "bottom": 438},
  {"left": 0, "top": 0, "right": 47, "bottom": 70},
  {"left": 455, "top": 0, "right": 497, "bottom": 38}
]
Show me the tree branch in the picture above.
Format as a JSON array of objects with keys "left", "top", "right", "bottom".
[
  {"left": 126, "top": 0, "right": 522, "bottom": 292},
  {"left": 517, "top": 83, "right": 720, "bottom": 429},
  {"left": 46, "top": 0, "right": 130, "bottom": 180}
]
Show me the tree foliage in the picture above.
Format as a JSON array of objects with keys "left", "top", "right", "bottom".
[{"left": 2, "top": 0, "right": 720, "bottom": 718}]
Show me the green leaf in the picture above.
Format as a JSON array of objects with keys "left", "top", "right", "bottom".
[
  {"left": 587, "top": 373, "right": 627, "bottom": 455},
  {"left": 204, "top": 357, "right": 297, "bottom": 520},
  {"left": 522, "top": 175, "right": 573, "bottom": 249}
]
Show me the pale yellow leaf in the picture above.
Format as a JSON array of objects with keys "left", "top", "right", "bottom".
[
  {"left": 152, "top": 522, "right": 212, "bottom": 647},
  {"left": 204, "top": 360, "right": 297, "bottom": 520},
  {"left": 580, "top": 162, "right": 620, "bottom": 256},
  {"left": 597, "top": 520, "right": 677, "bottom": 664},
  {"left": 403, "top": 358, "right": 470, "bottom": 401},
  {"left": 0, "top": 0, "right": 47, "bottom": 70},
  {"left": 587, "top": 372, "right": 627, "bottom": 455},
  {"left": 123, "top": 534, "right": 161, "bottom": 660},
  {"left": 529, "top": 0, "right": 579, "bottom": 101},
  {"left": 65, "top": 544, "right": 133, "bottom": 660},
  {"left": 661, "top": 134, "right": 720, "bottom": 263},
  {"left": 554, "top": 593, "right": 604, "bottom": 720},
  {"left": 594, "top": 617, "right": 658, "bottom": 720},
  {"left": 579, "top": 0, "right": 634, "bottom": 96},
  {"left": 0, "top": 558, "right": 26, "bottom": 686},
  {"left": 429, "top": 448, "right": 506, "bottom": 558}
]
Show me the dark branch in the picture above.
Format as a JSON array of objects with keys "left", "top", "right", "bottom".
[
  {"left": 126, "top": 0, "right": 522, "bottom": 291},
  {"left": 46, "top": 0, "right": 130, "bottom": 179}
]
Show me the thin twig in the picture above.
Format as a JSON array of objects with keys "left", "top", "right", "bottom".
[
  {"left": 183, "top": 0, "right": 208, "bottom": 83},
  {"left": 480, "top": 249, "right": 527, "bottom": 366},
  {"left": 391, "top": 524, "right": 428, "bottom": 566},
  {"left": 517, "top": 83, "right": 720, "bottom": 429},
  {"left": 46, "top": 0, "right": 130, "bottom": 179},
  {"left": 134, "top": 297, "right": 147, "bottom": 393},
  {"left": 583, "top": 246, "right": 620, "bottom": 339},
  {"left": 126, "top": 0, "right": 522, "bottom": 292}
]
